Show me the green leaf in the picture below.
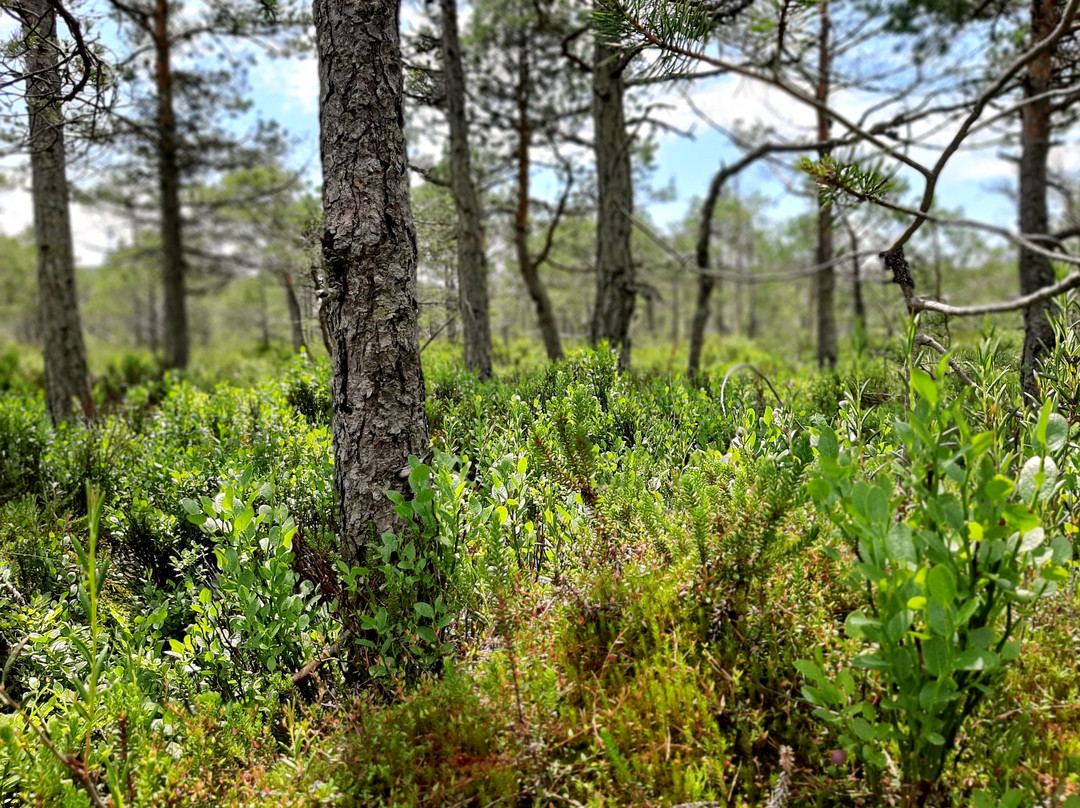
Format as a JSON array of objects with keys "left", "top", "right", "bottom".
[
  {"left": 1045, "top": 412, "right": 1069, "bottom": 453},
  {"left": 884, "top": 609, "right": 913, "bottom": 643},
  {"left": 806, "top": 477, "right": 832, "bottom": 501},
  {"left": 851, "top": 717, "right": 876, "bottom": 742},
  {"left": 999, "top": 789, "right": 1024, "bottom": 808},
  {"left": 983, "top": 475, "right": 1013, "bottom": 501},
  {"left": 1002, "top": 504, "right": 1040, "bottom": 534},
  {"left": 923, "top": 730, "right": 946, "bottom": 746},
  {"left": 1017, "top": 456, "right": 1058, "bottom": 502},
  {"left": 954, "top": 650, "right": 999, "bottom": 671},
  {"left": 910, "top": 367, "right": 939, "bottom": 408},
  {"left": 926, "top": 565, "right": 956, "bottom": 605},
  {"left": 817, "top": 427, "right": 838, "bottom": 460},
  {"left": 409, "top": 463, "right": 432, "bottom": 492},
  {"left": 1018, "top": 526, "right": 1045, "bottom": 553},
  {"left": 844, "top": 610, "right": 878, "bottom": 640},
  {"left": 885, "top": 524, "right": 917, "bottom": 566},
  {"left": 794, "top": 659, "right": 825, "bottom": 686},
  {"left": 234, "top": 506, "right": 254, "bottom": 534},
  {"left": 926, "top": 599, "right": 953, "bottom": 637},
  {"left": 413, "top": 601, "right": 435, "bottom": 619},
  {"left": 416, "top": 626, "right": 438, "bottom": 645}
]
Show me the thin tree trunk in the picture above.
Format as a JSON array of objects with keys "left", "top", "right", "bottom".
[
  {"left": 687, "top": 274, "right": 714, "bottom": 381},
  {"left": 513, "top": 47, "right": 563, "bottom": 362},
  {"left": 590, "top": 14, "right": 635, "bottom": 369},
  {"left": 744, "top": 233, "right": 757, "bottom": 339},
  {"left": 1019, "top": 0, "right": 1057, "bottom": 403},
  {"left": 845, "top": 218, "right": 865, "bottom": 331},
  {"left": 670, "top": 275, "right": 680, "bottom": 346},
  {"left": 687, "top": 167, "right": 728, "bottom": 379},
  {"left": 281, "top": 271, "right": 307, "bottom": 354},
  {"left": 314, "top": 0, "right": 430, "bottom": 565},
  {"left": 439, "top": 0, "right": 493, "bottom": 379},
  {"left": 154, "top": 0, "right": 189, "bottom": 369},
  {"left": 21, "top": 0, "right": 91, "bottom": 423},
  {"left": 815, "top": 0, "right": 837, "bottom": 370}
]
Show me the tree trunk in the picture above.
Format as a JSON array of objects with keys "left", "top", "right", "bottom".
[
  {"left": 154, "top": 0, "right": 189, "bottom": 370},
  {"left": 514, "top": 97, "right": 563, "bottom": 360},
  {"left": 687, "top": 274, "right": 714, "bottom": 380},
  {"left": 845, "top": 219, "right": 865, "bottom": 331},
  {"left": 21, "top": 0, "right": 92, "bottom": 424},
  {"left": 257, "top": 275, "right": 270, "bottom": 351},
  {"left": 314, "top": 0, "right": 430, "bottom": 565},
  {"left": 281, "top": 271, "right": 307, "bottom": 354},
  {"left": 687, "top": 167, "right": 727, "bottom": 379},
  {"left": 590, "top": 17, "right": 636, "bottom": 369},
  {"left": 439, "top": 0, "right": 493, "bottom": 379},
  {"left": 744, "top": 233, "right": 757, "bottom": 339},
  {"left": 815, "top": 0, "right": 837, "bottom": 370},
  {"left": 1018, "top": 0, "right": 1057, "bottom": 403},
  {"left": 670, "top": 275, "right": 680, "bottom": 346}
]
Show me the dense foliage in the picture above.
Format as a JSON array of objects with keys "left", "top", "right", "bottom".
[{"left": 1, "top": 329, "right": 1079, "bottom": 806}]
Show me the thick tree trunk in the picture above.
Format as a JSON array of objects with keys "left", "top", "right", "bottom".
[
  {"left": 1018, "top": 0, "right": 1057, "bottom": 403},
  {"left": 154, "top": 0, "right": 189, "bottom": 370},
  {"left": 590, "top": 19, "right": 635, "bottom": 369},
  {"left": 281, "top": 271, "right": 307, "bottom": 354},
  {"left": 314, "top": 0, "right": 430, "bottom": 565},
  {"left": 439, "top": 0, "right": 493, "bottom": 379},
  {"left": 22, "top": 0, "right": 92, "bottom": 424},
  {"left": 815, "top": 0, "right": 837, "bottom": 370}
]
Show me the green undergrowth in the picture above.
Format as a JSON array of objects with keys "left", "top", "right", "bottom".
[{"left": 0, "top": 329, "right": 1079, "bottom": 806}]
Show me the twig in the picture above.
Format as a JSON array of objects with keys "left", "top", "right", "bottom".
[
  {"left": 0, "top": 682, "right": 108, "bottom": 808},
  {"left": 905, "top": 271, "right": 1080, "bottom": 316},
  {"left": 291, "top": 629, "right": 350, "bottom": 684},
  {"left": 914, "top": 334, "right": 976, "bottom": 389},
  {"left": 719, "top": 363, "right": 787, "bottom": 418},
  {"left": 420, "top": 312, "right": 459, "bottom": 353}
]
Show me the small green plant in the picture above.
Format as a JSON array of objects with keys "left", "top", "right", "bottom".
[
  {"left": 341, "top": 454, "right": 464, "bottom": 681},
  {"left": 802, "top": 360, "right": 1071, "bottom": 804},
  {"left": 179, "top": 474, "right": 330, "bottom": 701},
  {"left": 0, "top": 485, "right": 125, "bottom": 808}
]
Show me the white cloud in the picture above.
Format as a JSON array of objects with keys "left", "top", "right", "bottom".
[
  {"left": 0, "top": 187, "right": 123, "bottom": 267},
  {"left": 277, "top": 56, "right": 320, "bottom": 117}
]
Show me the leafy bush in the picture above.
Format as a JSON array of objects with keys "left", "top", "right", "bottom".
[{"left": 804, "top": 360, "right": 1072, "bottom": 803}]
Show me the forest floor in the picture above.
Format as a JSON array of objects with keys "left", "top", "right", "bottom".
[{"left": 0, "top": 334, "right": 1079, "bottom": 807}]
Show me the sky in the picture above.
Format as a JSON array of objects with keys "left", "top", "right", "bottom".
[{"left": 1, "top": 1, "right": 1075, "bottom": 268}]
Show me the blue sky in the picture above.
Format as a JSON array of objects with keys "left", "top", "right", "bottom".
[{"left": 1, "top": 2, "right": 1072, "bottom": 266}]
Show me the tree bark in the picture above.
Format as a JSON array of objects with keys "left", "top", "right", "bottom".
[
  {"left": 439, "top": 0, "right": 493, "bottom": 379},
  {"left": 687, "top": 168, "right": 727, "bottom": 379},
  {"left": 512, "top": 37, "right": 563, "bottom": 362},
  {"left": 844, "top": 218, "right": 865, "bottom": 331},
  {"left": 21, "top": 0, "right": 92, "bottom": 424},
  {"left": 590, "top": 17, "right": 636, "bottom": 369},
  {"left": 314, "top": 0, "right": 430, "bottom": 565},
  {"left": 281, "top": 271, "right": 307, "bottom": 354},
  {"left": 1018, "top": 0, "right": 1058, "bottom": 403},
  {"left": 815, "top": 0, "right": 837, "bottom": 370},
  {"left": 154, "top": 0, "right": 189, "bottom": 370}
]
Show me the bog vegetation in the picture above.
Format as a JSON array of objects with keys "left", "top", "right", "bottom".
[{"left": 1, "top": 321, "right": 1079, "bottom": 807}]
